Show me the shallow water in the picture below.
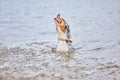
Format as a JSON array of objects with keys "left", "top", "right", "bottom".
[
  {"left": 0, "top": 0, "right": 120, "bottom": 80},
  {"left": 0, "top": 44, "right": 120, "bottom": 80}
]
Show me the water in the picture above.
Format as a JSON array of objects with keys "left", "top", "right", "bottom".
[{"left": 0, "top": 0, "right": 120, "bottom": 80}]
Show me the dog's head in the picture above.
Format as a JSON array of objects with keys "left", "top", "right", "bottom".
[
  {"left": 54, "top": 14, "right": 62, "bottom": 24},
  {"left": 54, "top": 14, "right": 67, "bottom": 32}
]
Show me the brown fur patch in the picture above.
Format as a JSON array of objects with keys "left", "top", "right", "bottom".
[{"left": 59, "top": 19, "right": 67, "bottom": 32}]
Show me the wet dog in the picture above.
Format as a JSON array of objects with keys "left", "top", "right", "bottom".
[{"left": 53, "top": 14, "right": 73, "bottom": 55}]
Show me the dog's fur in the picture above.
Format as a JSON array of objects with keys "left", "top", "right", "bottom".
[{"left": 53, "top": 14, "right": 73, "bottom": 55}]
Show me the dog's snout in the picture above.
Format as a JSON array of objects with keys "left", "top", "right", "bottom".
[{"left": 57, "top": 14, "right": 60, "bottom": 17}]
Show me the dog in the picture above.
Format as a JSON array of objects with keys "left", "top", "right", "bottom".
[{"left": 52, "top": 14, "right": 73, "bottom": 55}]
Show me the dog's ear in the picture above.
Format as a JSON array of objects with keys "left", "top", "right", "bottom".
[{"left": 67, "top": 25, "right": 70, "bottom": 32}]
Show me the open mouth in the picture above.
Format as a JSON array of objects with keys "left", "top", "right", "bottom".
[
  {"left": 54, "top": 18, "right": 62, "bottom": 24},
  {"left": 54, "top": 14, "right": 62, "bottom": 24}
]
